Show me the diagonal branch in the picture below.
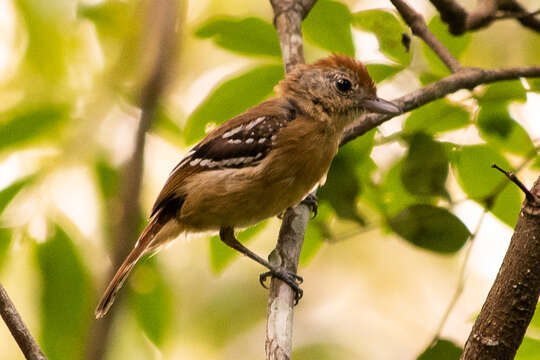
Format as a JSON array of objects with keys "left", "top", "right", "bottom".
[
  {"left": 0, "top": 284, "right": 47, "bottom": 360},
  {"left": 391, "top": 0, "right": 462, "bottom": 73},
  {"left": 341, "top": 66, "right": 540, "bottom": 145}
]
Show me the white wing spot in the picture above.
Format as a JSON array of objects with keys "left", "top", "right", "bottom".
[
  {"left": 222, "top": 125, "right": 243, "bottom": 138},
  {"left": 246, "top": 138, "right": 254, "bottom": 144},
  {"left": 271, "top": 135, "right": 277, "bottom": 141},
  {"left": 245, "top": 116, "right": 265, "bottom": 131},
  {"left": 200, "top": 159, "right": 210, "bottom": 167},
  {"left": 189, "top": 158, "right": 201, "bottom": 166},
  {"left": 258, "top": 138, "right": 266, "bottom": 144}
]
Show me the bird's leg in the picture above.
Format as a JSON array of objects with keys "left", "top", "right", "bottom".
[
  {"left": 301, "top": 193, "right": 318, "bottom": 218},
  {"left": 219, "top": 226, "right": 303, "bottom": 304}
]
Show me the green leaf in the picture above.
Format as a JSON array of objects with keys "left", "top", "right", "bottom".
[
  {"left": 209, "top": 221, "right": 268, "bottom": 273},
  {"left": 0, "top": 175, "right": 36, "bottom": 215},
  {"left": 300, "top": 203, "right": 333, "bottom": 265},
  {"left": 0, "top": 228, "right": 11, "bottom": 271},
  {"left": 401, "top": 133, "right": 449, "bottom": 197},
  {"left": 528, "top": 78, "right": 540, "bottom": 93},
  {"left": 477, "top": 104, "right": 535, "bottom": 156},
  {"left": 403, "top": 99, "right": 470, "bottom": 135},
  {"left": 352, "top": 9, "right": 411, "bottom": 65},
  {"left": 294, "top": 343, "right": 358, "bottom": 360},
  {"left": 478, "top": 81, "right": 527, "bottom": 105},
  {"left": 389, "top": 204, "right": 470, "bottom": 253},
  {"left": 129, "top": 257, "right": 172, "bottom": 346},
  {"left": 37, "top": 225, "right": 93, "bottom": 360},
  {"left": 318, "top": 132, "right": 376, "bottom": 225},
  {"left": 303, "top": 0, "right": 355, "bottom": 56},
  {"left": 366, "top": 64, "right": 404, "bottom": 83},
  {"left": 417, "top": 339, "right": 462, "bottom": 359},
  {"left": 382, "top": 160, "right": 422, "bottom": 216},
  {"left": 516, "top": 337, "right": 540, "bottom": 360},
  {"left": 422, "top": 16, "right": 470, "bottom": 74},
  {"left": 0, "top": 104, "right": 69, "bottom": 151},
  {"left": 78, "top": 1, "right": 133, "bottom": 37},
  {"left": 490, "top": 182, "right": 522, "bottom": 228},
  {"left": 94, "top": 159, "right": 119, "bottom": 200},
  {"left": 151, "top": 105, "right": 184, "bottom": 146},
  {"left": 184, "top": 65, "right": 283, "bottom": 144},
  {"left": 453, "top": 145, "right": 511, "bottom": 200},
  {"left": 195, "top": 17, "right": 281, "bottom": 57},
  {"left": 419, "top": 72, "right": 443, "bottom": 85}
]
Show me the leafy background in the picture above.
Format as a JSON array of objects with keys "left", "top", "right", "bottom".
[{"left": 0, "top": 0, "right": 539, "bottom": 359}]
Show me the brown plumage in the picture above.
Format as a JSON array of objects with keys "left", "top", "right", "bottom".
[{"left": 95, "top": 54, "right": 400, "bottom": 318}]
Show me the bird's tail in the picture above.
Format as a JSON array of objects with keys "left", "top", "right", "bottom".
[{"left": 95, "top": 217, "right": 165, "bottom": 319}]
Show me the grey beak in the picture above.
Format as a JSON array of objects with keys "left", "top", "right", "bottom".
[{"left": 362, "top": 97, "right": 401, "bottom": 115}]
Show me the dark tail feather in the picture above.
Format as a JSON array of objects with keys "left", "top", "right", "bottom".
[{"left": 95, "top": 218, "right": 163, "bottom": 319}]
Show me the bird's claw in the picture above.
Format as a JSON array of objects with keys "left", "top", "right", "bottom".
[
  {"left": 301, "top": 193, "right": 318, "bottom": 218},
  {"left": 259, "top": 269, "right": 304, "bottom": 305}
]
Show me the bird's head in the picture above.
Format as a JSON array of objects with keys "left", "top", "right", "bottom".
[{"left": 277, "top": 54, "right": 401, "bottom": 118}]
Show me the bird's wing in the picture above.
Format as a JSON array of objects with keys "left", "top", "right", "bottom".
[{"left": 150, "top": 98, "right": 299, "bottom": 217}]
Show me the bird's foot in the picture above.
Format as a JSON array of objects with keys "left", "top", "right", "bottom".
[
  {"left": 301, "top": 193, "right": 318, "bottom": 218},
  {"left": 259, "top": 269, "right": 304, "bottom": 305}
]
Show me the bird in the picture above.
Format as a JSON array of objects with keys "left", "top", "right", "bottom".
[{"left": 95, "top": 54, "right": 401, "bottom": 318}]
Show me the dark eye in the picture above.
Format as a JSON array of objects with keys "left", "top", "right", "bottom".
[{"left": 336, "top": 78, "right": 352, "bottom": 92}]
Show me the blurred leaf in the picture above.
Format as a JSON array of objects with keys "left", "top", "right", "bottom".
[
  {"left": 419, "top": 72, "right": 443, "bottom": 85},
  {"left": 0, "top": 175, "right": 36, "bottom": 215},
  {"left": 319, "top": 132, "right": 376, "bottom": 225},
  {"left": 79, "top": 1, "right": 133, "bottom": 37},
  {"left": 0, "top": 104, "right": 69, "bottom": 151},
  {"left": 422, "top": 16, "right": 470, "bottom": 74},
  {"left": 151, "top": 105, "right": 184, "bottom": 146},
  {"left": 528, "top": 78, "right": 540, "bottom": 92},
  {"left": 417, "top": 339, "right": 462, "bottom": 359},
  {"left": 294, "top": 343, "right": 358, "bottom": 360},
  {"left": 382, "top": 160, "right": 424, "bottom": 216},
  {"left": 353, "top": 9, "right": 411, "bottom": 65},
  {"left": 304, "top": 0, "right": 355, "bottom": 56},
  {"left": 516, "top": 337, "right": 540, "bottom": 360},
  {"left": 300, "top": 203, "right": 333, "bottom": 265},
  {"left": 366, "top": 64, "right": 404, "bottom": 83},
  {"left": 94, "top": 159, "right": 119, "bottom": 200},
  {"left": 403, "top": 99, "right": 470, "bottom": 135},
  {"left": 185, "top": 65, "right": 283, "bottom": 144},
  {"left": 477, "top": 81, "right": 527, "bottom": 105},
  {"left": 490, "top": 176, "right": 522, "bottom": 228},
  {"left": 0, "top": 228, "right": 11, "bottom": 271},
  {"left": 195, "top": 16, "right": 281, "bottom": 57},
  {"left": 477, "top": 104, "right": 534, "bottom": 156},
  {"left": 389, "top": 204, "right": 470, "bottom": 253},
  {"left": 209, "top": 221, "right": 268, "bottom": 273},
  {"left": 129, "top": 257, "right": 172, "bottom": 346},
  {"left": 37, "top": 225, "right": 93, "bottom": 360},
  {"left": 401, "top": 133, "right": 449, "bottom": 198},
  {"left": 453, "top": 145, "right": 511, "bottom": 200}
]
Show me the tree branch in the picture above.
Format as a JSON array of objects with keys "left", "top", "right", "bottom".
[
  {"left": 391, "top": 0, "right": 462, "bottom": 73},
  {"left": 461, "top": 175, "right": 540, "bottom": 359},
  {"left": 430, "top": 0, "right": 540, "bottom": 34},
  {"left": 265, "top": 1, "right": 317, "bottom": 359},
  {"left": 85, "top": 1, "right": 179, "bottom": 359},
  {"left": 341, "top": 65, "right": 540, "bottom": 145},
  {"left": 0, "top": 284, "right": 47, "bottom": 360}
]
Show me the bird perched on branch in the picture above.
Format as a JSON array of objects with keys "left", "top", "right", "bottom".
[{"left": 95, "top": 54, "right": 400, "bottom": 318}]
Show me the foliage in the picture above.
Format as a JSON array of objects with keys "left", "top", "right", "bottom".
[{"left": 0, "top": 0, "right": 538, "bottom": 359}]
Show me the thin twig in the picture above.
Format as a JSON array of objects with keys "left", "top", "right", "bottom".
[
  {"left": 0, "top": 284, "right": 47, "bottom": 360},
  {"left": 431, "top": 209, "right": 487, "bottom": 343},
  {"left": 391, "top": 0, "right": 462, "bottom": 73},
  {"left": 492, "top": 164, "right": 534, "bottom": 202}
]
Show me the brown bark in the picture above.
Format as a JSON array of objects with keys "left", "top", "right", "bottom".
[{"left": 461, "top": 177, "right": 540, "bottom": 359}]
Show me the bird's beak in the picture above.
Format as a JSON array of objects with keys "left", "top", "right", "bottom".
[{"left": 362, "top": 97, "right": 401, "bottom": 115}]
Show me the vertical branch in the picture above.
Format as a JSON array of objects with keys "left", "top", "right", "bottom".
[
  {"left": 265, "top": 1, "right": 317, "bottom": 359},
  {"left": 0, "top": 284, "right": 47, "bottom": 360},
  {"left": 85, "top": 1, "right": 180, "bottom": 359},
  {"left": 461, "top": 176, "right": 540, "bottom": 359}
]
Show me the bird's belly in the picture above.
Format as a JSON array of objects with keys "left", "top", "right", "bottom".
[{"left": 178, "top": 160, "right": 329, "bottom": 231}]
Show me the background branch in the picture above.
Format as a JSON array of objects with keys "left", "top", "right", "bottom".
[
  {"left": 461, "top": 176, "right": 540, "bottom": 359},
  {"left": 85, "top": 1, "right": 179, "bottom": 359},
  {"left": 265, "top": 1, "right": 316, "bottom": 359},
  {"left": 0, "top": 284, "right": 47, "bottom": 360}
]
